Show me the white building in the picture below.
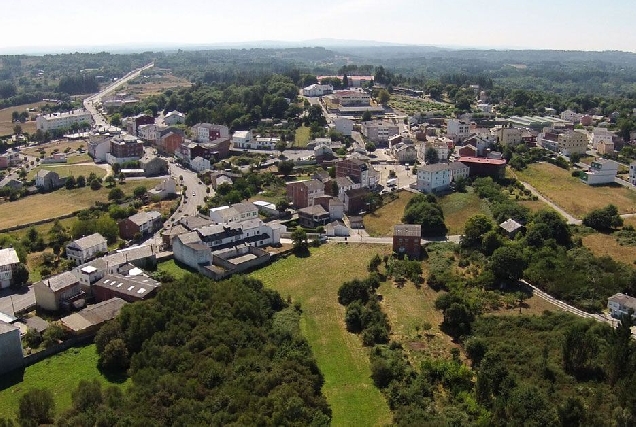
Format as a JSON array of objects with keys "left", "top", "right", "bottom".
[
  {"left": 36, "top": 109, "right": 92, "bottom": 132},
  {"left": 591, "top": 128, "right": 614, "bottom": 149},
  {"left": 0, "top": 322, "right": 23, "bottom": 375},
  {"left": 302, "top": 84, "right": 333, "bottom": 97},
  {"left": 137, "top": 124, "right": 162, "bottom": 143},
  {"left": 361, "top": 121, "right": 400, "bottom": 143},
  {"left": 192, "top": 123, "right": 230, "bottom": 143},
  {"left": 560, "top": 109, "right": 581, "bottom": 123},
  {"left": 493, "top": 126, "right": 523, "bottom": 146},
  {"left": 163, "top": 111, "right": 185, "bottom": 126},
  {"left": 190, "top": 156, "right": 210, "bottom": 173},
  {"left": 630, "top": 162, "right": 636, "bottom": 186},
  {"left": 415, "top": 164, "right": 452, "bottom": 193},
  {"left": 331, "top": 90, "right": 371, "bottom": 106},
  {"left": 448, "top": 162, "right": 470, "bottom": 182},
  {"left": 446, "top": 119, "right": 471, "bottom": 142},
  {"left": 65, "top": 233, "right": 108, "bottom": 265},
  {"left": 391, "top": 143, "right": 417, "bottom": 163},
  {"left": 332, "top": 118, "right": 353, "bottom": 136},
  {"left": 608, "top": 293, "right": 636, "bottom": 319},
  {"left": 581, "top": 158, "right": 618, "bottom": 185},
  {"left": 232, "top": 130, "right": 252, "bottom": 149},
  {"left": 419, "top": 141, "right": 449, "bottom": 163},
  {"left": 209, "top": 202, "right": 259, "bottom": 224},
  {"left": 0, "top": 248, "right": 20, "bottom": 289}
]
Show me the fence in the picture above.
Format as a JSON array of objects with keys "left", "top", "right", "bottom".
[{"left": 22, "top": 335, "right": 95, "bottom": 368}]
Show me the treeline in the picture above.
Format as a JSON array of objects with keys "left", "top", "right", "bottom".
[
  {"left": 57, "top": 74, "right": 98, "bottom": 95},
  {"left": 10, "top": 275, "right": 331, "bottom": 426}
]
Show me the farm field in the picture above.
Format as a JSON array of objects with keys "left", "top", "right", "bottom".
[
  {"left": 438, "top": 190, "right": 491, "bottom": 235},
  {"left": 22, "top": 140, "right": 87, "bottom": 158},
  {"left": 516, "top": 163, "right": 636, "bottom": 218},
  {"left": 251, "top": 243, "right": 394, "bottom": 427},
  {"left": 388, "top": 94, "right": 454, "bottom": 117},
  {"left": 123, "top": 71, "right": 191, "bottom": 98},
  {"left": 0, "top": 344, "right": 129, "bottom": 420},
  {"left": 0, "top": 101, "right": 50, "bottom": 136},
  {"left": 0, "top": 179, "right": 162, "bottom": 230},
  {"left": 27, "top": 164, "right": 107, "bottom": 180},
  {"left": 294, "top": 125, "right": 311, "bottom": 147},
  {"left": 582, "top": 233, "right": 636, "bottom": 266}
]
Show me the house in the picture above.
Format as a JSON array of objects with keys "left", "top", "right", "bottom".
[
  {"left": 74, "top": 264, "right": 105, "bottom": 297},
  {"left": 108, "top": 133, "right": 144, "bottom": 163},
  {"left": 232, "top": 130, "right": 253, "bottom": 149},
  {"left": 493, "top": 125, "right": 523, "bottom": 146},
  {"left": 630, "top": 161, "right": 636, "bottom": 186},
  {"left": 60, "top": 297, "right": 127, "bottom": 335},
  {"left": 560, "top": 109, "right": 581, "bottom": 123},
  {"left": 140, "top": 156, "right": 168, "bottom": 177},
  {"left": 324, "top": 176, "right": 357, "bottom": 198},
  {"left": 499, "top": 218, "right": 523, "bottom": 239},
  {"left": 0, "top": 247, "right": 20, "bottom": 289},
  {"left": 35, "top": 169, "right": 62, "bottom": 191},
  {"left": 209, "top": 202, "right": 259, "bottom": 224},
  {"left": 298, "top": 205, "right": 331, "bottom": 228},
  {"left": 119, "top": 211, "right": 162, "bottom": 240},
  {"left": 361, "top": 121, "right": 400, "bottom": 144},
  {"left": 335, "top": 158, "right": 379, "bottom": 187},
  {"left": 65, "top": 233, "right": 107, "bottom": 265},
  {"left": 448, "top": 162, "right": 470, "bottom": 182},
  {"left": 147, "top": 177, "right": 177, "bottom": 200},
  {"left": 157, "top": 131, "right": 184, "bottom": 155},
  {"left": 192, "top": 123, "right": 230, "bottom": 143},
  {"left": 538, "top": 129, "right": 587, "bottom": 156},
  {"left": 596, "top": 140, "right": 615, "bottom": 155},
  {"left": 591, "top": 128, "right": 614, "bottom": 149},
  {"left": 458, "top": 144, "right": 477, "bottom": 157},
  {"left": 0, "top": 177, "right": 23, "bottom": 191},
  {"left": 252, "top": 200, "right": 280, "bottom": 218},
  {"left": 312, "top": 170, "right": 331, "bottom": 183},
  {"left": 329, "top": 90, "right": 371, "bottom": 106},
  {"left": 393, "top": 224, "right": 422, "bottom": 259},
  {"left": 92, "top": 274, "right": 160, "bottom": 303},
  {"left": 581, "top": 158, "right": 618, "bottom": 185},
  {"left": 391, "top": 143, "right": 417, "bottom": 163},
  {"left": 344, "top": 188, "right": 370, "bottom": 214},
  {"left": 446, "top": 119, "right": 471, "bottom": 142},
  {"left": 87, "top": 133, "right": 112, "bottom": 162},
  {"left": 420, "top": 140, "right": 449, "bottom": 162},
  {"left": 415, "top": 164, "right": 452, "bottom": 193},
  {"left": 126, "top": 114, "right": 155, "bottom": 136},
  {"left": 332, "top": 117, "right": 353, "bottom": 136},
  {"left": 35, "top": 109, "right": 92, "bottom": 132},
  {"left": 0, "top": 322, "right": 23, "bottom": 375},
  {"left": 253, "top": 137, "right": 279, "bottom": 150},
  {"left": 325, "top": 220, "right": 349, "bottom": 237},
  {"left": 163, "top": 110, "right": 185, "bottom": 126},
  {"left": 34, "top": 271, "right": 83, "bottom": 312},
  {"left": 608, "top": 293, "right": 636, "bottom": 319},
  {"left": 172, "top": 232, "right": 213, "bottom": 270},
  {"left": 302, "top": 83, "right": 333, "bottom": 97},
  {"left": 179, "top": 216, "right": 215, "bottom": 231},
  {"left": 286, "top": 180, "right": 325, "bottom": 209},
  {"left": 190, "top": 156, "right": 210, "bottom": 172},
  {"left": 459, "top": 157, "right": 507, "bottom": 179}
]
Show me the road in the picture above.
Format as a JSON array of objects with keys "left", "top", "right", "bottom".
[
  {"left": 167, "top": 161, "right": 209, "bottom": 220},
  {"left": 83, "top": 62, "right": 154, "bottom": 128},
  {"left": 519, "top": 181, "right": 582, "bottom": 225}
]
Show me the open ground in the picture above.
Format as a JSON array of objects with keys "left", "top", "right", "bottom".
[
  {"left": 0, "top": 101, "right": 51, "bottom": 136},
  {"left": 27, "top": 164, "right": 106, "bottom": 180}
]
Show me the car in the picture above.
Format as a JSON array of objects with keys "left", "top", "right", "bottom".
[{"left": 192, "top": 192, "right": 196, "bottom": 196}]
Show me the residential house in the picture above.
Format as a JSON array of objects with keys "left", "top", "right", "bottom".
[
  {"left": 298, "top": 205, "right": 330, "bottom": 228},
  {"left": 157, "top": 131, "right": 184, "bottom": 155},
  {"left": 608, "top": 293, "right": 636, "bottom": 319},
  {"left": 119, "top": 211, "right": 162, "bottom": 240},
  {"left": 500, "top": 218, "right": 523, "bottom": 239},
  {"left": 458, "top": 144, "right": 477, "bottom": 157},
  {"left": 493, "top": 125, "right": 523, "bottom": 146},
  {"left": 0, "top": 322, "right": 23, "bottom": 375},
  {"left": 391, "top": 142, "right": 417, "bottom": 163},
  {"left": 324, "top": 176, "right": 357, "bottom": 198},
  {"left": 361, "top": 121, "right": 400, "bottom": 144},
  {"left": 163, "top": 110, "right": 185, "bottom": 126},
  {"left": 314, "top": 144, "right": 335, "bottom": 163},
  {"left": 108, "top": 133, "right": 144, "bottom": 164},
  {"left": 147, "top": 177, "right": 177, "bottom": 200},
  {"left": 34, "top": 271, "right": 82, "bottom": 312},
  {"left": 302, "top": 84, "right": 333, "bottom": 97},
  {"left": 65, "top": 233, "right": 107, "bottom": 265},
  {"left": 209, "top": 202, "right": 259, "bottom": 224},
  {"left": 35, "top": 109, "right": 92, "bottom": 132},
  {"left": 393, "top": 224, "right": 422, "bottom": 259},
  {"left": 459, "top": 157, "right": 507, "bottom": 179},
  {"left": 446, "top": 119, "right": 471, "bottom": 142},
  {"left": 140, "top": 156, "right": 168, "bottom": 177},
  {"left": 192, "top": 123, "right": 230, "bottom": 143},
  {"left": 591, "top": 128, "right": 614, "bottom": 149},
  {"left": 286, "top": 180, "right": 325, "bottom": 209},
  {"left": 335, "top": 158, "right": 378, "bottom": 187},
  {"left": 35, "top": 169, "right": 62, "bottom": 191},
  {"left": 190, "top": 156, "right": 210, "bottom": 172},
  {"left": 560, "top": 109, "right": 581, "bottom": 123},
  {"left": 312, "top": 170, "right": 331, "bottom": 183},
  {"left": 0, "top": 177, "right": 23, "bottom": 191},
  {"left": 87, "top": 133, "right": 112, "bottom": 162},
  {"left": 596, "top": 140, "right": 615, "bottom": 155},
  {"left": 253, "top": 137, "right": 279, "bottom": 150},
  {"left": 325, "top": 220, "right": 349, "bottom": 237},
  {"left": 415, "top": 164, "right": 452, "bottom": 193},
  {"left": 74, "top": 265, "right": 104, "bottom": 297},
  {"left": 448, "top": 162, "right": 470, "bottom": 182},
  {"left": 92, "top": 274, "right": 160, "bottom": 303},
  {"left": 232, "top": 130, "right": 253, "bottom": 149},
  {"left": 0, "top": 150, "right": 21, "bottom": 169},
  {"left": 420, "top": 140, "right": 449, "bottom": 162},
  {"left": 332, "top": 117, "right": 353, "bottom": 136},
  {"left": 172, "top": 232, "right": 213, "bottom": 270},
  {"left": 252, "top": 200, "right": 280, "bottom": 218},
  {"left": 60, "top": 297, "right": 127, "bottom": 335},
  {"left": 539, "top": 129, "right": 587, "bottom": 156},
  {"left": 0, "top": 248, "right": 20, "bottom": 289},
  {"left": 344, "top": 188, "right": 370, "bottom": 214},
  {"left": 581, "top": 158, "right": 618, "bottom": 185},
  {"left": 126, "top": 114, "right": 155, "bottom": 136}
]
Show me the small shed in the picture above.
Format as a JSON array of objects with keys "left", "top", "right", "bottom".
[{"left": 499, "top": 218, "right": 523, "bottom": 239}]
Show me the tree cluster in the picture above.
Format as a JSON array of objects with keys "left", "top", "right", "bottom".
[
  {"left": 402, "top": 194, "right": 447, "bottom": 237},
  {"left": 338, "top": 275, "right": 390, "bottom": 346}
]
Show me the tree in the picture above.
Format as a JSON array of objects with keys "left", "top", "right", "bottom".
[
  {"left": 99, "top": 339, "right": 130, "bottom": 371},
  {"left": 65, "top": 175, "right": 76, "bottom": 189},
  {"left": 90, "top": 179, "right": 102, "bottom": 190},
  {"left": 71, "top": 380, "right": 103, "bottom": 412},
  {"left": 361, "top": 111, "right": 372, "bottom": 122},
  {"left": 118, "top": 173, "right": 125, "bottom": 184},
  {"left": 425, "top": 147, "right": 439, "bottom": 164},
  {"left": 402, "top": 196, "right": 448, "bottom": 236},
  {"left": 368, "top": 254, "right": 382, "bottom": 272},
  {"left": 276, "top": 199, "right": 290, "bottom": 212},
  {"left": 18, "top": 389, "right": 55, "bottom": 426},
  {"left": 278, "top": 160, "right": 294, "bottom": 177},
  {"left": 291, "top": 228, "right": 308, "bottom": 255},
  {"left": 76, "top": 175, "right": 86, "bottom": 187},
  {"left": 442, "top": 302, "right": 474, "bottom": 338},
  {"left": 104, "top": 175, "right": 116, "bottom": 188},
  {"left": 12, "top": 263, "right": 29, "bottom": 288},
  {"left": 342, "top": 74, "right": 349, "bottom": 88},
  {"left": 377, "top": 89, "right": 390, "bottom": 105},
  {"left": 582, "top": 204, "right": 623, "bottom": 231},
  {"left": 365, "top": 142, "right": 376, "bottom": 152},
  {"left": 110, "top": 113, "right": 122, "bottom": 127},
  {"left": 133, "top": 185, "right": 147, "bottom": 198},
  {"left": 108, "top": 187, "right": 124, "bottom": 201},
  {"left": 13, "top": 124, "right": 22, "bottom": 135},
  {"left": 489, "top": 245, "right": 526, "bottom": 284},
  {"left": 461, "top": 214, "right": 493, "bottom": 248}
]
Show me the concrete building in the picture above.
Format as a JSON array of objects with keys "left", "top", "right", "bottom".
[
  {"left": 34, "top": 271, "right": 82, "bottom": 312},
  {"left": 158, "top": 131, "right": 184, "bottom": 155},
  {"left": 163, "top": 111, "right": 185, "bottom": 126},
  {"left": 118, "top": 211, "right": 162, "bottom": 240},
  {"left": 190, "top": 156, "right": 210, "bottom": 172},
  {"left": 361, "top": 121, "right": 400, "bottom": 144},
  {"left": 126, "top": 114, "right": 155, "bottom": 136},
  {"left": 415, "top": 164, "right": 452, "bottom": 193},
  {"left": 87, "top": 133, "right": 112, "bottom": 162},
  {"left": 446, "top": 119, "right": 471, "bottom": 142},
  {"left": 0, "top": 322, "right": 23, "bottom": 375},
  {"left": 35, "top": 169, "right": 63, "bottom": 191},
  {"left": 608, "top": 293, "right": 636, "bottom": 319},
  {"left": 391, "top": 143, "right": 417, "bottom": 163},
  {"left": 591, "top": 128, "right": 614, "bottom": 149},
  {"left": 596, "top": 140, "right": 615, "bottom": 155},
  {"left": 539, "top": 129, "right": 588, "bottom": 156},
  {"left": 209, "top": 202, "right": 259, "bottom": 225},
  {"left": 332, "top": 118, "right": 353, "bottom": 136},
  {"left": 393, "top": 224, "right": 422, "bottom": 259},
  {"left": 108, "top": 133, "right": 144, "bottom": 163},
  {"left": 286, "top": 180, "right": 325, "bottom": 209},
  {"left": 581, "top": 158, "right": 619, "bottom": 185},
  {"left": 560, "top": 109, "right": 581, "bottom": 123},
  {"left": 630, "top": 161, "right": 636, "bottom": 186},
  {"left": 36, "top": 109, "right": 92, "bottom": 132},
  {"left": 65, "top": 233, "right": 107, "bottom": 265},
  {"left": 493, "top": 125, "right": 523, "bottom": 146},
  {"left": 448, "top": 162, "right": 470, "bottom": 182},
  {"left": 327, "top": 90, "right": 371, "bottom": 107},
  {"left": 232, "top": 130, "right": 253, "bottom": 149},
  {"left": 0, "top": 248, "right": 20, "bottom": 289},
  {"left": 302, "top": 84, "right": 333, "bottom": 97},
  {"left": 335, "top": 158, "right": 378, "bottom": 187},
  {"left": 459, "top": 157, "right": 507, "bottom": 178},
  {"left": 192, "top": 123, "right": 230, "bottom": 143}
]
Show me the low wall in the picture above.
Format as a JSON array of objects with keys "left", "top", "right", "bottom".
[{"left": 22, "top": 334, "right": 94, "bottom": 368}]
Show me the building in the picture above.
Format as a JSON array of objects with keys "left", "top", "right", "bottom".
[
  {"left": 416, "top": 164, "right": 452, "bottom": 193},
  {"left": 361, "top": 121, "right": 400, "bottom": 144},
  {"left": 60, "top": 297, "right": 127, "bottom": 335},
  {"left": 0, "top": 322, "right": 23, "bottom": 375},
  {"left": 630, "top": 161, "right": 636, "bottom": 186},
  {"left": 459, "top": 157, "right": 507, "bottom": 179},
  {"left": 157, "top": 131, "right": 184, "bottom": 155},
  {"left": 119, "top": 211, "right": 162, "bottom": 240},
  {"left": 93, "top": 274, "right": 160, "bottom": 303},
  {"left": 539, "top": 129, "right": 588, "bottom": 156},
  {"left": 65, "top": 233, "right": 107, "bottom": 265},
  {"left": 493, "top": 125, "right": 523, "bottom": 146},
  {"left": 286, "top": 180, "right": 325, "bottom": 209},
  {"left": 172, "top": 232, "right": 213, "bottom": 270},
  {"left": 109, "top": 133, "right": 144, "bottom": 163},
  {"left": 232, "top": 130, "right": 253, "bottom": 149},
  {"left": 192, "top": 123, "right": 230, "bottom": 143},
  {"left": 87, "top": 133, "right": 112, "bottom": 162},
  {"left": 302, "top": 84, "right": 333, "bottom": 97},
  {"left": 421, "top": 140, "right": 449, "bottom": 162},
  {"left": 596, "top": 140, "right": 615, "bottom": 155},
  {"left": 591, "top": 128, "right": 614, "bottom": 149},
  {"left": 126, "top": 114, "right": 155, "bottom": 136},
  {"left": 209, "top": 202, "right": 259, "bottom": 224},
  {"left": 163, "top": 110, "right": 185, "bottom": 126},
  {"left": 34, "top": 271, "right": 83, "bottom": 312},
  {"left": 393, "top": 224, "right": 422, "bottom": 259},
  {"left": 448, "top": 162, "right": 470, "bottom": 182},
  {"left": 343, "top": 188, "right": 370, "bottom": 214},
  {"left": 560, "top": 109, "right": 581, "bottom": 123},
  {"left": 391, "top": 143, "right": 417, "bottom": 163},
  {"left": 298, "top": 205, "right": 331, "bottom": 228},
  {"left": 608, "top": 293, "right": 636, "bottom": 319},
  {"left": 332, "top": 118, "right": 353, "bottom": 136},
  {"left": 140, "top": 156, "right": 168, "bottom": 177},
  {"left": 35, "top": 109, "right": 92, "bottom": 132},
  {"left": 335, "top": 158, "right": 378, "bottom": 187},
  {"left": 325, "top": 221, "right": 349, "bottom": 237},
  {"left": 446, "top": 119, "right": 471, "bottom": 142},
  {"left": 458, "top": 144, "right": 477, "bottom": 157},
  {"left": 0, "top": 177, "right": 23, "bottom": 191},
  {"left": 499, "top": 218, "right": 523, "bottom": 239},
  {"left": 329, "top": 90, "right": 371, "bottom": 106},
  {"left": 190, "top": 156, "right": 210, "bottom": 172},
  {"left": 581, "top": 158, "right": 619, "bottom": 185},
  {"left": 35, "top": 169, "right": 62, "bottom": 191},
  {"left": 0, "top": 150, "right": 21, "bottom": 169},
  {"left": 317, "top": 75, "right": 374, "bottom": 88},
  {"left": 0, "top": 248, "right": 20, "bottom": 289}
]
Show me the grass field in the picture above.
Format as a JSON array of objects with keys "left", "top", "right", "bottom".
[
  {"left": 364, "top": 191, "right": 415, "bottom": 236},
  {"left": 518, "top": 199, "right": 551, "bottom": 213},
  {"left": 251, "top": 244, "right": 393, "bottom": 427},
  {"left": 27, "top": 164, "right": 106, "bottom": 180},
  {"left": 294, "top": 125, "right": 311, "bottom": 147},
  {"left": 438, "top": 191, "right": 491, "bottom": 235},
  {"left": 582, "top": 233, "right": 636, "bottom": 266},
  {"left": 0, "top": 101, "right": 49, "bottom": 136},
  {"left": 0, "top": 179, "right": 162, "bottom": 230},
  {"left": 388, "top": 95, "right": 454, "bottom": 117},
  {"left": 0, "top": 344, "right": 129, "bottom": 420},
  {"left": 516, "top": 163, "right": 636, "bottom": 218},
  {"left": 22, "top": 140, "right": 87, "bottom": 158},
  {"left": 156, "top": 259, "right": 195, "bottom": 281},
  {"left": 124, "top": 71, "right": 191, "bottom": 98}
]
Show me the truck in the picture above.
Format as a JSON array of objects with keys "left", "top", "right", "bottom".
[{"left": 386, "top": 178, "right": 398, "bottom": 187}]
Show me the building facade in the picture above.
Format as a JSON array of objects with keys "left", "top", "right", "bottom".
[
  {"left": 36, "top": 109, "right": 92, "bottom": 132},
  {"left": 65, "top": 233, "right": 108, "bottom": 265},
  {"left": 393, "top": 224, "right": 422, "bottom": 259},
  {"left": 0, "top": 248, "right": 19, "bottom": 289}
]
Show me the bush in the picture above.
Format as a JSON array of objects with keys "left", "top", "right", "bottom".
[{"left": 18, "top": 388, "right": 55, "bottom": 426}]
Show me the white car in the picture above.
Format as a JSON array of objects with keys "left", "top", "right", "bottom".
[{"left": 192, "top": 192, "right": 196, "bottom": 197}]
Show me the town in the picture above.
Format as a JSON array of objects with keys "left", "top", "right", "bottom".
[{"left": 1, "top": 41, "right": 636, "bottom": 425}]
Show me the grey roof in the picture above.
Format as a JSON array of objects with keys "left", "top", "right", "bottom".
[
  {"left": 36, "top": 169, "right": 58, "bottom": 178},
  {"left": 102, "top": 245, "right": 155, "bottom": 267},
  {"left": 67, "top": 233, "right": 107, "bottom": 251},
  {"left": 0, "top": 177, "right": 23, "bottom": 189},
  {"left": 94, "top": 274, "right": 159, "bottom": 299},
  {"left": 60, "top": 298, "right": 127, "bottom": 332},
  {"left": 417, "top": 163, "right": 452, "bottom": 173},
  {"left": 500, "top": 218, "right": 523, "bottom": 233},
  {"left": 175, "top": 231, "right": 202, "bottom": 245},
  {"left": 127, "top": 211, "right": 161, "bottom": 226},
  {"left": 40, "top": 271, "right": 79, "bottom": 292},
  {"left": 447, "top": 162, "right": 470, "bottom": 171},
  {"left": 299, "top": 205, "right": 329, "bottom": 216},
  {"left": 0, "top": 321, "right": 18, "bottom": 335},
  {"left": 179, "top": 216, "right": 214, "bottom": 230},
  {"left": 394, "top": 224, "right": 422, "bottom": 237},
  {"left": 0, "top": 248, "right": 19, "bottom": 266},
  {"left": 609, "top": 293, "right": 636, "bottom": 311},
  {"left": 232, "top": 202, "right": 257, "bottom": 214},
  {"left": 333, "top": 176, "right": 354, "bottom": 187}
]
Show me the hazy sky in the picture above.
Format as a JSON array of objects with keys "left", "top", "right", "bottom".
[{"left": 3, "top": 0, "right": 635, "bottom": 52}]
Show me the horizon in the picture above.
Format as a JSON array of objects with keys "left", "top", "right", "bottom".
[{"left": 3, "top": 0, "right": 635, "bottom": 55}]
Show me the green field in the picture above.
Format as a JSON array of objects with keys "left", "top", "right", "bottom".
[
  {"left": 388, "top": 94, "right": 454, "bottom": 117},
  {"left": 27, "top": 164, "right": 106, "bottom": 180},
  {"left": 156, "top": 259, "right": 195, "bottom": 281},
  {"left": 438, "top": 190, "right": 492, "bottom": 234},
  {"left": 364, "top": 191, "right": 415, "bottom": 236},
  {"left": 294, "top": 125, "right": 311, "bottom": 147},
  {"left": 251, "top": 244, "right": 393, "bottom": 427},
  {"left": 0, "top": 344, "right": 129, "bottom": 420}
]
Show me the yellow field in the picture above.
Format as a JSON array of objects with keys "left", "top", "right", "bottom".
[
  {"left": 0, "top": 101, "right": 50, "bottom": 135},
  {"left": 364, "top": 191, "right": 415, "bottom": 236},
  {"left": 438, "top": 191, "right": 491, "bottom": 235},
  {"left": 582, "top": 233, "right": 636, "bottom": 266},
  {"left": 516, "top": 163, "right": 636, "bottom": 218},
  {"left": 27, "top": 164, "right": 106, "bottom": 180},
  {"left": 23, "top": 140, "right": 87, "bottom": 157}
]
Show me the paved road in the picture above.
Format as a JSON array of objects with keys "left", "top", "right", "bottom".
[{"left": 167, "top": 162, "right": 209, "bottom": 219}]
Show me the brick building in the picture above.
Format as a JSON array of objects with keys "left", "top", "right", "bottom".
[{"left": 393, "top": 224, "right": 422, "bottom": 259}]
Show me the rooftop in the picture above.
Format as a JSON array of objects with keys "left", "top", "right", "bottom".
[
  {"left": 39, "top": 271, "right": 79, "bottom": 292},
  {"left": 0, "top": 321, "right": 18, "bottom": 335},
  {"left": 60, "top": 297, "right": 127, "bottom": 332},
  {"left": 500, "top": 218, "right": 523, "bottom": 233},
  {"left": 67, "top": 233, "right": 106, "bottom": 251},
  {"left": 94, "top": 274, "right": 160, "bottom": 298},
  {"left": 394, "top": 224, "right": 422, "bottom": 237},
  {"left": 458, "top": 157, "right": 507, "bottom": 165},
  {"left": 127, "top": 211, "right": 161, "bottom": 227},
  {"left": 609, "top": 293, "right": 636, "bottom": 311},
  {"left": 0, "top": 247, "right": 19, "bottom": 266}
]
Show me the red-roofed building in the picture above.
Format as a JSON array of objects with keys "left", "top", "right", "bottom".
[{"left": 459, "top": 157, "right": 506, "bottom": 179}]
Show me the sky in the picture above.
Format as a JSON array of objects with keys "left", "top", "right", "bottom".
[{"left": 2, "top": 0, "right": 635, "bottom": 53}]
